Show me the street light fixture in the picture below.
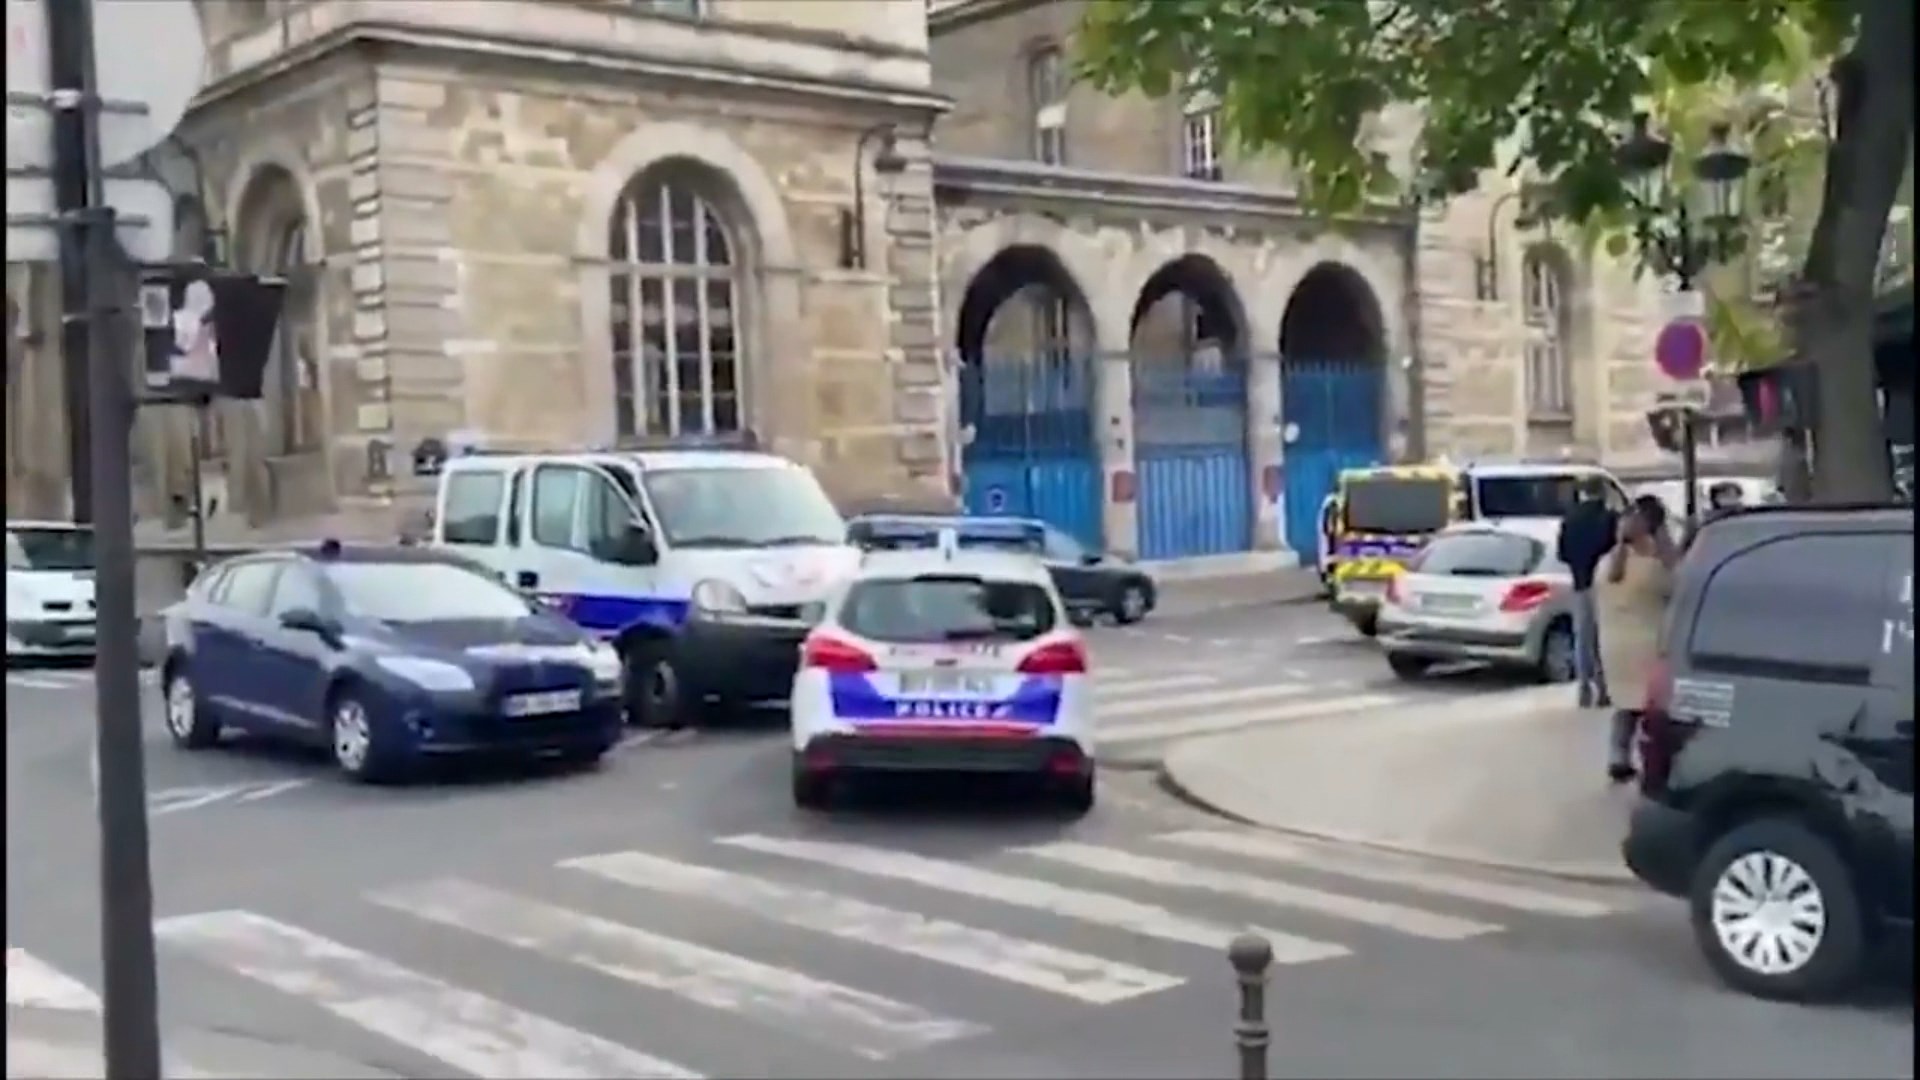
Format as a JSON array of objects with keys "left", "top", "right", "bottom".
[{"left": 1615, "top": 112, "right": 1752, "bottom": 291}]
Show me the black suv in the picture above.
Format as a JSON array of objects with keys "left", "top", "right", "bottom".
[{"left": 1623, "top": 504, "right": 1913, "bottom": 1001}]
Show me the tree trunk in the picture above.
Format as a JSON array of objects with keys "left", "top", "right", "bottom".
[{"left": 1797, "top": 0, "right": 1914, "bottom": 502}]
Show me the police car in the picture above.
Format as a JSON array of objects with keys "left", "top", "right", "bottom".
[
  {"left": 787, "top": 530, "right": 1096, "bottom": 814},
  {"left": 429, "top": 437, "right": 859, "bottom": 727}
]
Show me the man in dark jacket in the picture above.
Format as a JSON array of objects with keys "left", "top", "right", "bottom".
[{"left": 1556, "top": 478, "right": 1618, "bottom": 708}]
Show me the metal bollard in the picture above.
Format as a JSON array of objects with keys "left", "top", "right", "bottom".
[{"left": 1228, "top": 931, "right": 1273, "bottom": 1080}]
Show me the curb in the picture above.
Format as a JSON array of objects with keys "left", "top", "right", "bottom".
[{"left": 1153, "top": 760, "right": 1640, "bottom": 888}]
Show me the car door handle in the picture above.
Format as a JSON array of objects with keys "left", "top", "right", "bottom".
[{"left": 516, "top": 570, "right": 539, "bottom": 589}]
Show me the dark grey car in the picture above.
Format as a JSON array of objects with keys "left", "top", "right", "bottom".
[{"left": 1623, "top": 504, "right": 1913, "bottom": 1001}]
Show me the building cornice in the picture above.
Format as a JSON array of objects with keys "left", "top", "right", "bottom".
[
  {"left": 928, "top": 0, "right": 1055, "bottom": 35},
  {"left": 191, "top": 18, "right": 953, "bottom": 120}
]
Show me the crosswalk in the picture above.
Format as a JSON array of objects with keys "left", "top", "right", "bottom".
[
  {"left": 1091, "top": 661, "right": 1424, "bottom": 751},
  {"left": 8, "top": 826, "right": 1637, "bottom": 1079},
  {"left": 4, "top": 667, "right": 155, "bottom": 692}
]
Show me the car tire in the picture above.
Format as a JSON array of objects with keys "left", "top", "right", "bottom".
[
  {"left": 328, "top": 685, "right": 399, "bottom": 784},
  {"left": 1057, "top": 772, "right": 1096, "bottom": 817},
  {"left": 1386, "top": 653, "right": 1431, "bottom": 680},
  {"left": 1354, "top": 611, "right": 1380, "bottom": 637},
  {"left": 625, "top": 642, "right": 692, "bottom": 730},
  {"left": 1111, "top": 584, "right": 1150, "bottom": 625},
  {"left": 1688, "top": 816, "right": 1867, "bottom": 1002},
  {"left": 791, "top": 753, "right": 831, "bottom": 810},
  {"left": 1535, "top": 618, "right": 1577, "bottom": 684},
  {"left": 162, "top": 665, "right": 220, "bottom": 750}
]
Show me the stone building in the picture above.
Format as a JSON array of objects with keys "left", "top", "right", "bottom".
[
  {"left": 7, "top": 0, "right": 952, "bottom": 534},
  {"left": 925, "top": 0, "right": 1683, "bottom": 559}
]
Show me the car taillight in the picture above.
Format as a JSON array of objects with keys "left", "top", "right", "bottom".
[
  {"left": 1498, "top": 579, "right": 1554, "bottom": 612},
  {"left": 1017, "top": 638, "right": 1088, "bottom": 675},
  {"left": 800, "top": 633, "right": 877, "bottom": 673},
  {"left": 1385, "top": 575, "right": 1404, "bottom": 606}
]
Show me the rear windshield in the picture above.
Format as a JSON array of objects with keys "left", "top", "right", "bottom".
[
  {"left": 1343, "top": 479, "right": 1452, "bottom": 534},
  {"left": 1474, "top": 475, "right": 1583, "bottom": 518},
  {"left": 849, "top": 524, "right": 1041, "bottom": 556},
  {"left": 1413, "top": 532, "right": 1542, "bottom": 577},
  {"left": 839, "top": 577, "right": 1056, "bottom": 643}
]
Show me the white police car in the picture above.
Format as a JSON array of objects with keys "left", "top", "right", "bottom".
[
  {"left": 787, "top": 530, "right": 1096, "bottom": 814},
  {"left": 429, "top": 438, "right": 859, "bottom": 728}
]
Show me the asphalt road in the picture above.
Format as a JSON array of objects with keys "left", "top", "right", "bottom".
[{"left": 8, "top": 602, "right": 1912, "bottom": 1079}]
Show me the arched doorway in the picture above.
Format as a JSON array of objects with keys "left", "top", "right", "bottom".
[
  {"left": 1128, "top": 255, "right": 1253, "bottom": 559},
  {"left": 954, "top": 245, "right": 1101, "bottom": 546},
  {"left": 1278, "top": 261, "right": 1387, "bottom": 555}
]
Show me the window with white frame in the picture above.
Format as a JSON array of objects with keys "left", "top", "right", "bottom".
[
  {"left": 1521, "top": 250, "right": 1573, "bottom": 419},
  {"left": 1182, "top": 102, "right": 1221, "bottom": 181},
  {"left": 1028, "top": 46, "right": 1067, "bottom": 165},
  {"left": 608, "top": 172, "right": 743, "bottom": 439}
]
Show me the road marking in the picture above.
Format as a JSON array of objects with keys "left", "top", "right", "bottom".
[
  {"left": 156, "top": 910, "right": 700, "bottom": 1079},
  {"left": 1099, "top": 682, "right": 1324, "bottom": 721},
  {"left": 1291, "top": 634, "right": 1351, "bottom": 647},
  {"left": 150, "top": 784, "right": 254, "bottom": 817},
  {"left": 373, "top": 879, "right": 980, "bottom": 1061},
  {"left": 3, "top": 1033, "right": 235, "bottom": 1080},
  {"left": 1158, "top": 831, "right": 1622, "bottom": 917},
  {"left": 1013, "top": 843, "right": 1500, "bottom": 940},
  {"left": 6, "top": 948, "right": 100, "bottom": 1013},
  {"left": 1091, "top": 672, "right": 1219, "bottom": 698},
  {"left": 565, "top": 850, "right": 1181, "bottom": 1005},
  {"left": 232, "top": 779, "right": 311, "bottom": 803},
  {"left": 718, "top": 835, "right": 1348, "bottom": 965},
  {"left": 1100, "top": 692, "right": 1403, "bottom": 746}
]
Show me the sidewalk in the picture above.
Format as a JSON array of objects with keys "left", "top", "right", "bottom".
[
  {"left": 1159, "top": 687, "right": 1639, "bottom": 883},
  {"left": 6, "top": 1006, "right": 405, "bottom": 1079}
]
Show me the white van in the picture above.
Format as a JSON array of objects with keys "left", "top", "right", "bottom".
[
  {"left": 430, "top": 447, "right": 859, "bottom": 727},
  {"left": 6, "top": 520, "right": 98, "bottom": 659}
]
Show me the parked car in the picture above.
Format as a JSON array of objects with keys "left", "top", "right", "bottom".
[
  {"left": 1375, "top": 519, "right": 1576, "bottom": 684},
  {"left": 846, "top": 514, "right": 1157, "bottom": 625},
  {"left": 5, "top": 520, "right": 97, "bottom": 662},
  {"left": 159, "top": 543, "right": 626, "bottom": 782},
  {"left": 1623, "top": 504, "right": 1913, "bottom": 1001}
]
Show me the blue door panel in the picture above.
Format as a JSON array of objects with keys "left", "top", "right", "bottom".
[
  {"left": 1281, "top": 357, "right": 1387, "bottom": 554},
  {"left": 960, "top": 354, "right": 1103, "bottom": 548},
  {"left": 960, "top": 455, "right": 1103, "bottom": 551},
  {"left": 1137, "top": 446, "right": 1252, "bottom": 560}
]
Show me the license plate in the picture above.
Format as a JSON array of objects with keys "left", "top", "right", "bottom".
[
  {"left": 1422, "top": 594, "right": 1479, "bottom": 613},
  {"left": 898, "top": 672, "right": 995, "bottom": 696},
  {"left": 502, "top": 689, "right": 581, "bottom": 717},
  {"left": 1344, "top": 579, "right": 1387, "bottom": 597}
]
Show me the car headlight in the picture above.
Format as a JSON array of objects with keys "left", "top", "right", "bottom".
[
  {"left": 374, "top": 656, "right": 476, "bottom": 693},
  {"left": 583, "top": 642, "right": 624, "bottom": 687},
  {"left": 690, "top": 578, "right": 748, "bottom": 616}
]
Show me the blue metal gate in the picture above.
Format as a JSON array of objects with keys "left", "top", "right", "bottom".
[
  {"left": 1280, "top": 357, "right": 1386, "bottom": 554},
  {"left": 958, "top": 353, "right": 1103, "bottom": 547},
  {"left": 1133, "top": 354, "right": 1253, "bottom": 560}
]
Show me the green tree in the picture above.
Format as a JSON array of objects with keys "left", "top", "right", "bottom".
[{"left": 1078, "top": 0, "right": 1914, "bottom": 500}]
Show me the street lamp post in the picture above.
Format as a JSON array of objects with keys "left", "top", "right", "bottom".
[{"left": 1615, "top": 113, "right": 1752, "bottom": 532}]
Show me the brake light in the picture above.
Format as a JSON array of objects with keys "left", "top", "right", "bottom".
[
  {"left": 1385, "top": 575, "right": 1404, "bottom": 606},
  {"left": 1017, "top": 638, "right": 1088, "bottom": 675},
  {"left": 1498, "top": 579, "right": 1554, "bottom": 612},
  {"left": 800, "top": 633, "right": 876, "bottom": 673}
]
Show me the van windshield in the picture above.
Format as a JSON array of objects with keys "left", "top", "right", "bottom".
[
  {"left": 642, "top": 467, "right": 845, "bottom": 549},
  {"left": 1343, "top": 478, "right": 1452, "bottom": 535},
  {"left": 6, "top": 527, "right": 95, "bottom": 572}
]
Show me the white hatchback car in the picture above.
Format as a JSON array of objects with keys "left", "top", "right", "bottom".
[
  {"left": 1375, "top": 519, "right": 1577, "bottom": 684},
  {"left": 787, "top": 533, "right": 1095, "bottom": 814}
]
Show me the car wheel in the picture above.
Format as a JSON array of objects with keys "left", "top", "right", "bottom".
[
  {"left": 1535, "top": 619, "right": 1577, "bottom": 684},
  {"left": 1112, "top": 584, "right": 1150, "bottom": 625},
  {"left": 1386, "top": 653, "right": 1431, "bottom": 681},
  {"left": 1354, "top": 611, "right": 1380, "bottom": 637},
  {"left": 1057, "top": 772, "right": 1096, "bottom": 817},
  {"left": 329, "top": 687, "right": 397, "bottom": 784},
  {"left": 1688, "top": 817, "right": 1866, "bottom": 1002},
  {"left": 162, "top": 667, "right": 220, "bottom": 749},
  {"left": 791, "top": 753, "right": 831, "bottom": 810},
  {"left": 625, "top": 644, "right": 692, "bottom": 729}
]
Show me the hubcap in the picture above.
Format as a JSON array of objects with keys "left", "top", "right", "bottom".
[
  {"left": 1710, "top": 850, "right": 1828, "bottom": 976},
  {"left": 165, "top": 677, "right": 195, "bottom": 737},
  {"left": 647, "top": 662, "right": 675, "bottom": 710},
  {"left": 1122, "top": 589, "right": 1146, "bottom": 620},
  {"left": 332, "top": 700, "right": 372, "bottom": 771}
]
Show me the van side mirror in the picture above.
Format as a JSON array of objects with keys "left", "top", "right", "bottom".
[{"left": 602, "top": 522, "right": 659, "bottom": 566}]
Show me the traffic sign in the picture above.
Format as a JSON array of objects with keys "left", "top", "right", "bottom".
[{"left": 1654, "top": 318, "right": 1709, "bottom": 382}]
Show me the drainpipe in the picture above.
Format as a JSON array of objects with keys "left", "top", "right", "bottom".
[{"left": 1398, "top": 199, "right": 1429, "bottom": 461}]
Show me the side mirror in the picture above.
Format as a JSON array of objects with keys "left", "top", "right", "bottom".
[
  {"left": 279, "top": 607, "right": 340, "bottom": 644},
  {"left": 606, "top": 522, "right": 659, "bottom": 566}
]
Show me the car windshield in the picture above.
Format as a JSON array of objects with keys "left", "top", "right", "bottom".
[
  {"left": 6, "top": 527, "right": 95, "bottom": 572},
  {"left": 1414, "top": 532, "right": 1542, "bottom": 578},
  {"left": 852, "top": 521, "right": 1042, "bottom": 555},
  {"left": 1343, "top": 479, "right": 1452, "bottom": 535},
  {"left": 840, "top": 576, "right": 1056, "bottom": 643},
  {"left": 642, "top": 466, "right": 845, "bottom": 548},
  {"left": 325, "top": 560, "right": 534, "bottom": 622},
  {"left": 1474, "top": 475, "right": 1584, "bottom": 518}
]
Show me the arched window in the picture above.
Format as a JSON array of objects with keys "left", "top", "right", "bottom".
[
  {"left": 271, "top": 218, "right": 322, "bottom": 453},
  {"left": 1522, "top": 250, "right": 1573, "bottom": 419},
  {"left": 608, "top": 172, "right": 742, "bottom": 438}
]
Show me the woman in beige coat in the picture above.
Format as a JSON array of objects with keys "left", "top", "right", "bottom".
[{"left": 1598, "top": 495, "right": 1679, "bottom": 781}]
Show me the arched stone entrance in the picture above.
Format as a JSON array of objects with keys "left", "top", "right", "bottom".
[
  {"left": 953, "top": 244, "right": 1102, "bottom": 546},
  {"left": 1278, "top": 261, "right": 1388, "bottom": 555},
  {"left": 1128, "top": 254, "right": 1254, "bottom": 558}
]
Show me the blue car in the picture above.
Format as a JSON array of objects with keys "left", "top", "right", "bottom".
[{"left": 159, "top": 544, "right": 627, "bottom": 782}]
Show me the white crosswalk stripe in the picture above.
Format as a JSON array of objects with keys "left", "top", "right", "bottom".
[
  {"left": 13, "top": 828, "right": 1635, "bottom": 1078},
  {"left": 1087, "top": 656, "right": 1417, "bottom": 749},
  {"left": 5, "top": 669, "right": 158, "bottom": 692}
]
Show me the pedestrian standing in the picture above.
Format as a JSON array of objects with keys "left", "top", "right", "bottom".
[
  {"left": 1554, "top": 477, "right": 1618, "bottom": 709},
  {"left": 1598, "top": 496, "right": 1679, "bottom": 782}
]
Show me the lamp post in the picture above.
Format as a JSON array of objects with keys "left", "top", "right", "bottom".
[{"left": 1616, "top": 113, "right": 1752, "bottom": 532}]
